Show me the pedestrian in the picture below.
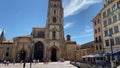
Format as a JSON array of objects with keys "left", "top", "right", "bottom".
[
  {"left": 6, "top": 60, "right": 9, "bottom": 65},
  {"left": 20, "top": 60, "right": 23, "bottom": 64},
  {"left": 37, "top": 59, "right": 39, "bottom": 63},
  {"left": 4, "top": 60, "right": 6, "bottom": 65},
  {"left": 33, "top": 59, "right": 35, "bottom": 64},
  {"left": 13, "top": 60, "right": 15, "bottom": 65}
]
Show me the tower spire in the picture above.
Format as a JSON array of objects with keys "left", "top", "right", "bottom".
[
  {"left": 0, "top": 29, "right": 6, "bottom": 43},
  {"left": 47, "top": 0, "right": 63, "bottom": 17},
  {"left": 46, "top": 0, "right": 64, "bottom": 40}
]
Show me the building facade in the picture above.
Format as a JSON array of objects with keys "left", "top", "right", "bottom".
[
  {"left": 102, "top": 0, "right": 120, "bottom": 61},
  {"left": 93, "top": 0, "right": 120, "bottom": 62},
  {"left": 0, "top": 0, "right": 77, "bottom": 62},
  {"left": 75, "top": 41, "right": 95, "bottom": 62},
  {"left": 92, "top": 13, "right": 104, "bottom": 55}
]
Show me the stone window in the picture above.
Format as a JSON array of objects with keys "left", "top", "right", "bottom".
[
  {"left": 109, "top": 28, "right": 113, "bottom": 35},
  {"left": 6, "top": 52, "right": 9, "bottom": 57},
  {"left": 119, "top": 13, "right": 120, "bottom": 20},
  {"left": 114, "top": 26, "right": 119, "bottom": 33},
  {"left": 113, "top": 15, "right": 117, "bottom": 23},
  {"left": 37, "top": 31, "right": 44, "bottom": 38},
  {"left": 104, "top": 20, "right": 107, "bottom": 27},
  {"left": 94, "top": 22, "right": 96, "bottom": 26},
  {"left": 105, "top": 40, "right": 109, "bottom": 46},
  {"left": 117, "top": 1, "right": 120, "bottom": 8},
  {"left": 112, "top": 4, "right": 116, "bottom": 12},
  {"left": 98, "top": 27, "right": 100, "bottom": 32},
  {"left": 103, "top": 11, "right": 107, "bottom": 18},
  {"left": 99, "top": 45, "right": 102, "bottom": 50},
  {"left": 52, "top": 31, "right": 56, "bottom": 39},
  {"left": 99, "top": 36, "right": 102, "bottom": 42},
  {"left": 54, "top": 4, "right": 57, "bottom": 7},
  {"left": 98, "top": 19, "right": 100, "bottom": 24},
  {"left": 95, "top": 37, "right": 98, "bottom": 43},
  {"left": 107, "top": 8, "right": 111, "bottom": 16},
  {"left": 108, "top": 0, "right": 112, "bottom": 4},
  {"left": 110, "top": 39, "right": 114, "bottom": 46},
  {"left": 54, "top": 10, "right": 56, "bottom": 14},
  {"left": 104, "top": 30, "right": 108, "bottom": 36},
  {"left": 108, "top": 18, "right": 112, "bottom": 25},
  {"left": 115, "top": 37, "right": 120, "bottom": 45},
  {"left": 95, "top": 29, "right": 97, "bottom": 34},
  {"left": 53, "top": 17, "right": 57, "bottom": 22},
  {"left": 7, "top": 47, "right": 9, "bottom": 50},
  {"left": 96, "top": 45, "right": 98, "bottom": 50}
]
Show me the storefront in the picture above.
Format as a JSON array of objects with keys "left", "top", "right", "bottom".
[
  {"left": 104, "top": 50, "right": 120, "bottom": 63},
  {"left": 82, "top": 54, "right": 105, "bottom": 64}
]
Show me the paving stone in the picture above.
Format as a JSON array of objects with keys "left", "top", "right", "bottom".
[{"left": 0, "top": 61, "right": 77, "bottom": 68}]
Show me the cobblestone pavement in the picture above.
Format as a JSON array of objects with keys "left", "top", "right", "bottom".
[{"left": 0, "top": 61, "right": 77, "bottom": 68}]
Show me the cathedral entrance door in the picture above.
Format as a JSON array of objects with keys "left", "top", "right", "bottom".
[
  {"left": 34, "top": 42, "right": 44, "bottom": 61},
  {"left": 51, "top": 48, "right": 57, "bottom": 61},
  {"left": 20, "top": 50, "right": 26, "bottom": 61}
]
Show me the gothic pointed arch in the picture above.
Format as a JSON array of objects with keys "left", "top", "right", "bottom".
[
  {"left": 48, "top": 45, "right": 60, "bottom": 61},
  {"left": 19, "top": 50, "right": 26, "bottom": 61},
  {"left": 53, "top": 17, "right": 57, "bottom": 22},
  {"left": 34, "top": 41, "right": 44, "bottom": 61}
]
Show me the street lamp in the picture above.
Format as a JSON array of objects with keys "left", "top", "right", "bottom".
[
  {"left": 109, "top": 34, "right": 114, "bottom": 60},
  {"left": 30, "top": 40, "right": 34, "bottom": 68},
  {"left": 21, "top": 45, "right": 26, "bottom": 68},
  {"left": 74, "top": 48, "right": 77, "bottom": 65},
  {"left": 30, "top": 46, "right": 32, "bottom": 68},
  {"left": 109, "top": 34, "right": 115, "bottom": 68}
]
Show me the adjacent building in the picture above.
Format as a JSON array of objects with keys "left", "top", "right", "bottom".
[
  {"left": 92, "top": 13, "right": 104, "bottom": 55},
  {"left": 76, "top": 41, "right": 94, "bottom": 62},
  {"left": 93, "top": 0, "right": 120, "bottom": 62}
]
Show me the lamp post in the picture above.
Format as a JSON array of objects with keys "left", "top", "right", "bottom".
[
  {"left": 30, "top": 40, "right": 34, "bottom": 68},
  {"left": 74, "top": 48, "right": 77, "bottom": 65},
  {"left": 30, "top": 46, "right": 32, "bottom": 68},
  {"left": 109, "top": 34, "right": 115, "bottom": 68},
  {"left": 21, "top": 50, "right": 26, "bottom": 68}
]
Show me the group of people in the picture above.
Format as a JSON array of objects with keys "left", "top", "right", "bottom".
[
  {"left": 0, "top": 58, "right": 65, "bottom": 66},
  {"left": 32, "top": 59, "right": 40, "bottom": 64},
  {"left": 0, "top": 60, "right": 10, "bottom": 65}
]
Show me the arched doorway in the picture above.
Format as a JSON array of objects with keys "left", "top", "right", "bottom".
[
  {"left": 51, "top": 48, "right": 57, "bottom": 61},
  {"left": 20, "top": 50, "right": 26, "bottom": 61},
  {"left": 34, "top": 42, "right": 44, "bottom": 61}
]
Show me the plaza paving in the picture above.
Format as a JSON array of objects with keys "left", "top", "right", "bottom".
[{"left": 0, "top": 61, "right": 77, "bottom": 68}]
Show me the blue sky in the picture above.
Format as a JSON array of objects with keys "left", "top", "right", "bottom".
[{"left": 0, "top": 0, "right": 103, "bottom": 45}]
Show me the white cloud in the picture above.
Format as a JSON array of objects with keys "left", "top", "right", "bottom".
[
  {"left": 72, "top": 26, "right": 93, "bottom": 38},
  {"left": 64, "top": 22, "right": 74, "bottom": 29},
  {"left": 63, "top": 0, "right": 102, "bottom": 17},
  {"left": 72, "top": 33, "right": 93, "bottom": 38},
  {"left": 84, "top": 26, "right": 93, "bottom": 33}
]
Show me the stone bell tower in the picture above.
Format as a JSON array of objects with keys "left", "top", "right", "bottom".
[{"left": 45, "top": 0, "right": 65, "bottom": 61}]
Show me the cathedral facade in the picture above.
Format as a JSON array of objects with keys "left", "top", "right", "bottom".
[{"left": 0, "top": 0, "right": 77, "bottom": 62}]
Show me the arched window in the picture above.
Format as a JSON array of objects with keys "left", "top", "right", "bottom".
[
  {"left": 7, "top": 47, "right": 9, "bottom": 50},
  {"left": 54, "top": 10, "right": 56, "bottom": 14},
  {"left": 54, "top": 4, "right": 57, "bottom": 7},
  {"left": 53, "top": 17, "right": 57, "bottom": 22},
  {"left": 52, "top": 31, "right": 56, "bottom": 39},
  {"left": 99, "top": 45, "right": 102, "bottom": 50},
  {"left": 6, "top": 52, "right": 9, "bottom": 57},
  {"left": 37, "top": 31, "right": 45, "bottom": 38}
]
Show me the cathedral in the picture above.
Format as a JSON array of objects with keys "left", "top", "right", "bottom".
[{"left": 0, "top": 0, "right": 77, "bottom": 62}]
